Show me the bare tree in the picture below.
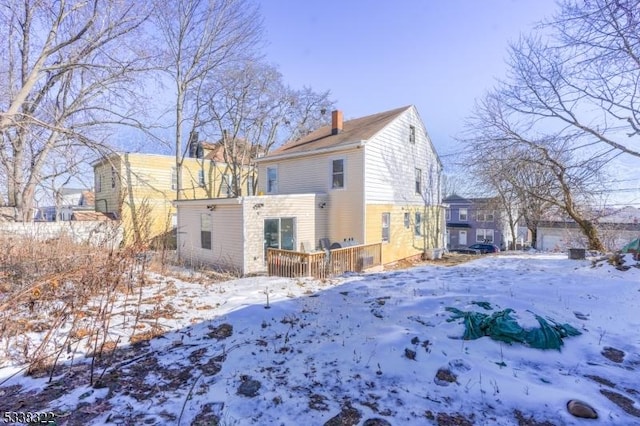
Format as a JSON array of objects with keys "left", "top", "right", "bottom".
[
  {"left": 0, "top": 0, "right": 152, "bottom": 221},
  {"left": 462, "top": 92, "right": 608, "bottom": 251},
  {"left": 151, "top": 0, "right": 262, "bottom": 200},
  {"left": 200, "top": 61, "right": 334, "bottom": 196},
  {"left": 501, "top": 0, "right": 640, "bottom": 159}
]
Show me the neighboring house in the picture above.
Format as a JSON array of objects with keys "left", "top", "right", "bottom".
[
  {"left": 443, "top": 194, "right": 507, "bottom": 250},
  {"left": 176, "top": 105, "right": 445, "bottom": 275},
  {"left": 93, "top": 143, "right": 254, "bottom": 246},
  {"left": 36, "top": 188, "right": 95, "bottom": 221},
  {"left": 537, "top": 206, "right": 640, "bottom": 251}
]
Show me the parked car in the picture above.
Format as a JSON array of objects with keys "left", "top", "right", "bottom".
[
  {"left": 449, "top": 246, "right": 481, "bottom": 255},
  {"left": 467, "top": 243, "right": 500, "bottom": 254}
]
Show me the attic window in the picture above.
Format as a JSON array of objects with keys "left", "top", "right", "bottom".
[{"left": 409, "top": 125, "right": 416, "bottom": 144}]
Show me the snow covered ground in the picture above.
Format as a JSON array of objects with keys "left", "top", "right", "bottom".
[{"left": 1, "top": 252, "right": 639, "bottom": 425}]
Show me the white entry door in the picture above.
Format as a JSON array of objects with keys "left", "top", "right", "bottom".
[{"left": 459, "top": 230, "right": 467, "bottom": 246}]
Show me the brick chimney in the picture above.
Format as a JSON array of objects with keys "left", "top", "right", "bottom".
[{"left": 331, "top": 110, "right": 343, "bottom": 135}]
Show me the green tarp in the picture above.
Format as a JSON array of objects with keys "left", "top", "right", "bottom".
[
  {"left": 621, "top": 237, "right": 640, "bottom": 253},
  {"left": 446, "top": 303, "right": 582, "bottom": 351}
]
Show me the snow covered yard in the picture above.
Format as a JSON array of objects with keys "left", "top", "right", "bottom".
[{"left": 1, "top": 252, "right": 639, "bottom": 425}]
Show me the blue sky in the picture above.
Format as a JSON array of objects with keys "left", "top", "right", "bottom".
[{"left": 259, "top": 0, "right": 559, "bottom": 160}]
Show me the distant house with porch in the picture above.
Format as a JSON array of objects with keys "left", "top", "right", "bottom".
[
  {"left": 176, "top": 105, "right": 445, "bottom": 275},
  {"left": 443, "top": 195, "right": 508, "bottom": 250}
]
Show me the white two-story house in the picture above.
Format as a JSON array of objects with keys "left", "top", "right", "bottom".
[{"left": 175, "top": 105, "right": 445, "bottom": 275}]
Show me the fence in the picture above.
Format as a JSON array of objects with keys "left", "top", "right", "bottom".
[
  {"left": 267, "top": 242, "right": 382, "bottom": 279},
  {"left": 0, "top": 220, "right": 123, "bottom": 248}
]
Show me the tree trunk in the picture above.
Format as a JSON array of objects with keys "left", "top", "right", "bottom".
[
  {"left": 575, "top": 218, "right": 605, "bottom": 251},
  {"left": 530, "top": 227, "right": 538, "bottom": 249}
]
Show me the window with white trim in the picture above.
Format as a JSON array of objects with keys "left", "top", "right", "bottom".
[
  {"left": 415, "top": 212, "right": 422, "bottom": 236},
  {"left": 382, "top": 212, "right": 390, "bottom": 243},
  {"left": 332, "top": 159, "right": 344, "bottom": 189},
  {"left": 266, "top": 167, "right": 278, "bottom": 194},
  {"left": 222, "top": 173, "right": 234, "bottom": 196},
  {"left": 247, "top": 177, "right": 254, "bottom": 196},
  {"left": 171, "top": 167, "right": 177, "bottom": 190},
  {"left": 111, "top": 167, "right": 116, "bottom": 188},
  {"left": 96, "top": 173, "right": 102, "bottom": 193},
  {"left": 201, "top": 213, "right": 212, "bottom": 249},
  {"left": 198, "top": 169, "right": 205, "bottom": 187},
  {"left": 446, "top": 208, "right": 451, "bottom": 220},
  {"left": 459, "top": 208, "right": 468, "bottom": 221},
  {"left": 409, "top": 125, "right": 416, "bottom": 143},
  {"left": 476, "top": 229, "right": 494, "bottom": 243},
  {"left": 404, "top": 212, "right": 410, "bottom": 229},
  {"left": 415, "top": 168, "right": 422, "bottom": 194},
  {"left": 476, "top": 210, "right": 494, "bottom": 221}
]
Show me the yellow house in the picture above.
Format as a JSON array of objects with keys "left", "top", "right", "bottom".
[
  {"left": 176, "top": 106, "right": 445, "bottom": 274},
  {"left": 93, "top": 145, "right": 254, "bottom": 246}
]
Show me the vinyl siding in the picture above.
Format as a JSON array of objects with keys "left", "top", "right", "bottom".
[
  {"left": 242, "top": 194, "right": 329, "bottom": 274},
  {"left": 177, "top": 202, "right": 244, "bottom": 272},
  {"left": 257, "top": 148, "right": 365, "bottom": 244},
  {"left": 93, "top": 153, "right": 254, "bottom": 245},
  {"left": 176, "top": 194, "right": 328, "bottom": 275},
  {"left": 364, "top": 107, "right": 441, "bottom": 205},
  {"left": 365, "top": 204, "right": 443, "bottom": 264}
]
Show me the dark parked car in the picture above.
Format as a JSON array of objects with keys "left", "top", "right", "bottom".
[
  {"left": 449, "top": 246, "right": 481, "bottom": 255},
  {"left": 467, "top": 243, "right": 500, "bottom": 254}
]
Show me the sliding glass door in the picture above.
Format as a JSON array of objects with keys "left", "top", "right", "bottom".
[{"left": 264, "top": 218, "right": 295, "bottom": 258}]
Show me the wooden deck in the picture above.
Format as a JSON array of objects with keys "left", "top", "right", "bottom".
[{"left": 267, "top": 243, "right": 382, "bottom": 279}]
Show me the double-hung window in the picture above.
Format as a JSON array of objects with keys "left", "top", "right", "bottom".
[
  {"left": 409, "top": 125, "right": 416, "bottom": 143},
  {"left": 415, "top": 168, "right": 422, "bottom": 194},
  {"left": 222, "top": 174, "right": 234, "bottom": 197},
  {"left": 266, "top": 167, "right": 278, "bottom": 194},
  {"left": 477, "top": 210, "right": 494, "bottom": 222},
  {"left": 200, "top": 213, "right": 212, "bottom": 249},
  {"left": 382, "top": 213, "right": 390, "bottom": 243},
  {"left": 332, "top": 159, "right": 344, "bottom": 189},
  {"left": 459, "top": 208, "right": 468, "bottom": 221},
  {"left": 476, "top": 229, "right": 494, "bottom": 243},
  {"left": 415, "top": 212, "right": 422, "bottom": 236},
  {"left": 171, "top": 167, "right": 177, "bottom": 190}
]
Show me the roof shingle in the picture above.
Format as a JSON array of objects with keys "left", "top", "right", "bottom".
[{"left": 270, "top": 106, "right": 411, "bottom": 156}]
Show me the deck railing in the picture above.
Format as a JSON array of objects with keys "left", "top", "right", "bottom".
[{"left": 267, "top": 242, "right": 382, "bottom": 279}]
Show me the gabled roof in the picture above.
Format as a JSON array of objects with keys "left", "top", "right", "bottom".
[{"left": 268, "top": 106, "right": 412, "bottom": 157}]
